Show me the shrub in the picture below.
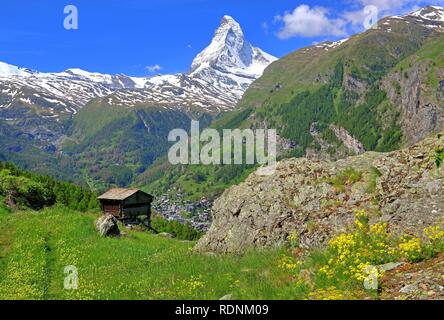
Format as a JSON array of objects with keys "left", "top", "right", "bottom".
[
  {"left": 287, "top": 231, "right": 300, "bottom": 248},
  {"left": 326, "top": 168, "right": 363, "bottom": 192},
  {"left": 398, "top": 237, "right": 423, "bottom": 262},
  {"left": 435, "top": 148, "right": 444, "bottom": 168}
]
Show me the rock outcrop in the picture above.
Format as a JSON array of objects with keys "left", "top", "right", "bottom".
[
  {"left": 195, "top": 132, "right": 444, "bottom": 254},
  {"left": 96, "top": 214, "right": 120, "bottom": 237},
  {"left": 329, "top": 124, "right": 366, "bottom": 155},
  {"left": 382, "top": 62, "right": 443, "bottom": 146}
]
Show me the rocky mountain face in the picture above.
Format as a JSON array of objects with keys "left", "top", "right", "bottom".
[
  {"left": 195, "top": 131, "right": 444, "bottom": 254},
  {"left": 382, "top": 58, "right": 443, "bottom": 146},
  {"left": 0, "top": 16, "right": 275, "bottom": 182}
]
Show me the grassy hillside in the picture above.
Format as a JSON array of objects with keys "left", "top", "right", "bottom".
[
  {"left": 0, "top": 208, "right": 300, "bottom": 300},
  {"left": 0, "top": 206, "right": 442, "bottom": 300},
  {"left": 240, "top": 18, "right": 437, "bottom": 111},
  {"left": 0, "top": 122, "right": 82, "bottom": 184},
  {"left": 233, "top": 20, "right": 444, "bottom": 158},
  {"left": 62, "top": 100, "right": 213, "bottom": 190}
]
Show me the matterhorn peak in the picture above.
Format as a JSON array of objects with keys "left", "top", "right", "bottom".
[
  {"left": 190, "top": 15, "right": 246, "bottom": 72},
  {"left": 220, "top": 15, "right": 240, "bottom": 26},
  {"left": 218, "top": 15, "right": 243, "bottom": 36},
  {"left": 189, "top": 15, "right": 276, "bottom": 84}
]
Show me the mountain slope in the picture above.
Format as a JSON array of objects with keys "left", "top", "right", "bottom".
[{"left": 228, "top": 6, "right": 444, "bottom": 160}]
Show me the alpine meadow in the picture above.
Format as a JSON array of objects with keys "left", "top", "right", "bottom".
[{"left": 0, "top": 1, "right": 444, "bottom": 305}]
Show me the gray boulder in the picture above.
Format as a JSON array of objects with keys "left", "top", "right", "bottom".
[
  {"left": 399, "top": 284, "right": 419, "bottom": 294},
  {"left": 96, "top": 214, "right": 120, "bottom": 237}
]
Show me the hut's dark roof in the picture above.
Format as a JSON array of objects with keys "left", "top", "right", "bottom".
[{"left": 98, "top": 188, "right": 143, "bottom": 201}]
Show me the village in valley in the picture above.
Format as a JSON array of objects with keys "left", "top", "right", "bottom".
[{"left": 152, "top": 190, "right": 212, "bottom": 232}]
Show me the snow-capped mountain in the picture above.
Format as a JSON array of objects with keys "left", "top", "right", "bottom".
[
  {"left": 358, "top": 6, "right": 444, "bottom": 40},
  {"left": 0, "top": 63, "right": 146, "bottom": 112},
  {"left": 0, "top": 14, "right": 276, "bottom": 163},
  {"left": 107, "top": 74, "right": 241, "bottom": 112},
  {"left": 106, "top": 15, "right": 277, "bottom": 110},
  {"left": 0, "top": 61, "right": 36, "bottom": 77},
  {"left": 189, "top": 15, "right": 277, "bottom": 96},
  {"left": 388, "top": 5, "right": 444, "bottom": 30},
  {"left": 0, "top": 15, "right": 275, "bottom": 120},
  {"left": 408, "top": 5, "right": 444, "bottom": 23}
]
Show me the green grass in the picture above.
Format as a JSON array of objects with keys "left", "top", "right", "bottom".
[
  {"left": 365, "top": 166, "right": 383, "bottom": 195},
  {"left": 0, "top": 207, "right": 306, "bottom": 300},
  {"left": 66, "top": 101, "right": 132, "bottom": 142},
  {"left": 435, "top": 147, "right": 444, "bottom": 168},
  {"left": 0, "top": 196, "right": 10, "bottom": 215},
  {"left": 1, "top": 207, "right": 442, "bottom": 300},
  {"left": 150, "top": 215, "right": 204, "bottom": 241}
]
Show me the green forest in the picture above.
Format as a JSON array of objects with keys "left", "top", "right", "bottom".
[{"left": 0, "top": 161, "right": 99, "bottom": 212}]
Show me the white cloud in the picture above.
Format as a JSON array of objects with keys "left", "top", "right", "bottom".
[
  {"left": 274, "top": 1, "right": 444, "bottom": 39},
  {"left": 262, "top": 21, "right": 269, "bottom": 34},
  {"left": 343, "top": 0, "right": 444, "bottom": 31},
  {"left": 342, "top": 5, "right": 378, "bottom": 30},
  {"left": 276, "top": 5, "right": 347, "bottom": 38},
  {"left": 145, "top": 64, "right": 162, "bottom": 72},
  {"left": 342, "top": 9, "right": 366, "bottom": 27},
  {"left": 345, "top": 0, "right": 444, "bottom": 17}
]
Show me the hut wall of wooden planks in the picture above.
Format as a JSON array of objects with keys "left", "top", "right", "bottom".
[{"left": 98, "top": 188, "right": 153, "bottom": 223}]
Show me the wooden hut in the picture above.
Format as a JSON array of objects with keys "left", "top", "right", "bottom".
[{"left": 98, "top": 188, "right": 153, "bottom": 224}]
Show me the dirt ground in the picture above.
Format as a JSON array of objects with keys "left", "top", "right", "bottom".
[{"left": 380, "top": 253, "right": 444, "bottom": 300}]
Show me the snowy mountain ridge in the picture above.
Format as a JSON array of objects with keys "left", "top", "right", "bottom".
[
  {"left": 408, "top": 5, "right": 444, "bottom": 22},
  {"left": 0, "top": 15, "right": 276, "bottom": 117}
]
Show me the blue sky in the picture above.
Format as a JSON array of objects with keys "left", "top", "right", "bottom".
[{"left": 0, "top": 0, "right": 443, "bottom": 76}]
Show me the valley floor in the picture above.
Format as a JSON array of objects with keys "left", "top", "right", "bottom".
[{"left": 0, "top": 207, "right": 442, "bottom": 300}]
